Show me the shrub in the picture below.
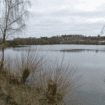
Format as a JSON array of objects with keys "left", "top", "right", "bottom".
[
  {"left": 0, "top": 47, "right": 81, "bottom": 105},
  {"left": 21, "top": 69, "right": 30, "bottom": 84}
]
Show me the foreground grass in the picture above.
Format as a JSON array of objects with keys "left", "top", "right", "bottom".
[{"left": 0, "top": 48, "right": 79, "bottom": 105}]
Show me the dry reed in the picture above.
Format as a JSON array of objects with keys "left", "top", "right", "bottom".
[{"left": 0, "top": 47, "right": 81, "bottom": 105}]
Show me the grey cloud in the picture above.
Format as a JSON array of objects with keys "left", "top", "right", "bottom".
[
  {"left": 30, "top": 8, "right": 105, "bottom": 26},
  {"left": 30, "top": 11, "right": 45, "bottom": 18},
  {"left": 26, "top": 7, "right": 105, "bottom": 37},
  {"left": 66, "top": 21, "right": 103, "bottom": 34},
  {"left": 27, "top": 19, "right": 103, "bottom": 37},
  {"left": 50, "top": 9, "right": 105, "bottom": 18},
  {"left": 32, "top": 17, "right": 64, "bottom": 27},
  {"left": 40, "top": 18, "right": 63, "bottom": 24},
  {"left": 30, "top": 14, "right": 104, "bottom": 30}
]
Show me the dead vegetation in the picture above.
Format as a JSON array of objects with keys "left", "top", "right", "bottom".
[{"left": 0, "top": 48, "right": 80, "bottom": 105}]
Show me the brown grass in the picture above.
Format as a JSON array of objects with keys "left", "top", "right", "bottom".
[{"left": 0, "top": 47, "right": 81, "bottom": 105}]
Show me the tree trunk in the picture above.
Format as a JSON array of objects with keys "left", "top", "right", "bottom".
[
  {"left": 2, "top": 30, "right": 6, "bottom": 45},
  {"left": 0, "top": 32, "right": 5, "bottom": 71},
  {"left": 0, "top": 47, "right": 4, "bottom": 71},
  {"left": 2, "top": 35, "right": 5, "bottom": 45}
]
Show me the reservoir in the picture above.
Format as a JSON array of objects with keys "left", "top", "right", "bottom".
[{"left": 2, "top": 44, "right": 105, "bottom": 105}]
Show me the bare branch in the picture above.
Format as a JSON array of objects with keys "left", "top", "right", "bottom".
[
  {"left": 10, "top": 1, "right": 24, "bottom": 9},
  {"left": 7, "top": 11, "right": 28, "bottom": 28},
  {"left": 6, "top": 24, "right": 26, "bottom": 39},
  {"left": 10, "top": 1, "right": 31, "bottom": 10},
  {"left": 0, "top": 25, "right": 4, "bottom": 35},
  {"left": 0, "top": 0, "right": 31, "bottom": 43}
]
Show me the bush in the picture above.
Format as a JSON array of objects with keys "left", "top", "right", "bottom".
[
  {"left": 0, "top": 47, "right": 81, "bottom": 105},
  {"left": 7, "top": 41, "right": 19, "bottom": 47}
]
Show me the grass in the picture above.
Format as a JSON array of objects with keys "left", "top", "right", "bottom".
[
  {"left": 0, "top": 42, "right": 10, "bottom": 48},
  {"left": 0, "top": 47, "right": 80, "bottom": 105}
]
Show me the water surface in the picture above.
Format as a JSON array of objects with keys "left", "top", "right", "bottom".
[{"left": 2, "top": 44, "right": 105, "bottom": 105}]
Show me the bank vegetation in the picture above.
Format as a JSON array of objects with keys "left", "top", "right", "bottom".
[{"left": 0, "top": 48, "right": 79, "bottom": 105}]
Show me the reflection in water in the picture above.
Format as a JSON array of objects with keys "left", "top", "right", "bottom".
[
  {"left": 13, "top": 48, "right": 105, "bottom": 54},
  {"left": 60, "top": 49, "right": 105, "bottom": 53},
  {"left": 96, "top": 50, "right": 98, "bottom": 53}
]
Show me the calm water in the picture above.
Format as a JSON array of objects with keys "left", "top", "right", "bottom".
[{"left": 2, "top": 44, "right": 105, "bottom": 105}]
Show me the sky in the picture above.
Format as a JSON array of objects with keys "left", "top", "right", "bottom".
[{"left": 1, "top": 0, "right": 105, "bottom": 39}]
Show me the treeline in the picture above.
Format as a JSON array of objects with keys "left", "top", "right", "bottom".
[
  {"left": 5, "top": 34, "right": 84, "bottom": 46},
  {"left": 83, "top": 36, "right": 105, "bottom": 41},
  {"left": 2, "top": 34, "right": 105, "bottom": 46},
  {"left": 6, "top": 36, "right": 63, "bottom": 46}
]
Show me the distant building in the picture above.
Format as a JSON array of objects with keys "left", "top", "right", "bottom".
[{"left": 63, "top": 35, "right": 84, "bottom": 41}]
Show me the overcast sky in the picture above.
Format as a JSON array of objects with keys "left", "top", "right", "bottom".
[{"left": 1, "top": 0, "right": 105, "bottom": 38}]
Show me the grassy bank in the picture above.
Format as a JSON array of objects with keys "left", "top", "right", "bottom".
[
  {"left": 0, "top": 43, "right": 25, "bottom": 48},
  {"left": 0, "top": 48, "right": 79, "bottom": 105}
]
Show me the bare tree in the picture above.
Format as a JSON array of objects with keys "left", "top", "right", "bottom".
[
  {"left": 0, "top": 0, "right": 31, "bottom": 70},
  {"left": 0, "top": 0, "right": 31, "bottom": 43}
]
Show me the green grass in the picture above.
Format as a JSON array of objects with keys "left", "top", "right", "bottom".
[{"left": 0, "top": 48, "right": 80, "bottom": 105}]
